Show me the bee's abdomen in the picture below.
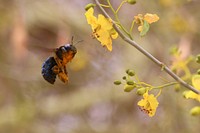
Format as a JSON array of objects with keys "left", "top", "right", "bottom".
[{"left": 41, "top": 57, "right": 57, "bottom": 84}]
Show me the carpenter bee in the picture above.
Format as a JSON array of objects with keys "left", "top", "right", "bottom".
[{"left": 41, "top": 37, "right": 77, "bottom": 84}]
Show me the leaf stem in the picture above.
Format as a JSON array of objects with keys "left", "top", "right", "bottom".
[
  {"left": 129, "top": 20, "right": 135, "bottom": 36},
  {"left": 99, "top": 4, "right": 110, "bottom": 8},
  {"left": 138, "top": 82, "right": 152, "bottom": 88},
  {"left": 94, "top": 0, "right": 200, "bottom": 94},
  {"left": 116, "top": 0, "right": 127, "bottom": 13},
  {"left": 107, "top": 0, "right": 133, "bottom": 40},
  {"left": 152, "top": 82, "right": 178, "bottom": 89}
]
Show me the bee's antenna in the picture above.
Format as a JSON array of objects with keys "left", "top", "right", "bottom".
[
  {"left": 70, "top": 36, "right": 83, "bottom": 46},
  {"left": 74, "top": 40, "right": 83, "bottom": 46},
  {"left": 71, "top": 36, "right": 74, "bottom": 45}
]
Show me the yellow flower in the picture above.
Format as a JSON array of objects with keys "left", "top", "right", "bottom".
[
  {"left": 183, "top": 75, "right": 200, "bottom": 102},
  {"left": 134, "top": 13, "right": 159, "bottom": 36},
  {"left": 85, "top": 8, "right": 118, "bottom": 51},
  {"left": 137, "top": 92, "right": 159, "bottom": 117}
]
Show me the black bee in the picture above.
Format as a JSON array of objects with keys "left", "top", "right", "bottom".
[{"left": 41, "top": 41, "right": 77, "bottom": 84}]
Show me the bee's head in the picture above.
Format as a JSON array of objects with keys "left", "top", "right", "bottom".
[
  {"left": 63, "top": 44, "right": 77, "bottom": 54},
  {"left": 56, "top": 44, "right": 77, "bottom": 60}
]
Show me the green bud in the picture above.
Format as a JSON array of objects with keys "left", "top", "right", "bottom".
[
  {"left": 190, "top": 106, "right": 200, "bottom": 116},
  {"left": 126, "top": 69, "right": 130, "bottom": 74},
  {"left": 196, "top": 54, "right": 200, "bottom": 64},
  {"left": 85, "top": 3, "right": 96, "bottom": 11},
  {"left": 136, "top": 87, "right": 147, "bottom": 95},
  {"left": 174, "top": 84, "right": 180, "bottom": 92},
  {"left": 170, "top": 46, "right": 179, "bottom": 55},
  {"left": 122, "top": 76, "right": 127, "bottom": 80},
  {"left": 127, "top": 0, "right": 137, "bottom": 5},
  {"left": 126, "top": 69, "right": 135, "bottom": 76},
  {"left": 127, "top": 70, "right": 135, "bottom": 76},
  {"left": 124, "top": 84, "right": 134, "bottom": 92},
  {"left": 114, "top": 80, "right": 122, "bottom": 85},
  {"left": 182, "top": 91, "right": 188, "bottom": 98},
  {"left": 126, "top": 80, "right": 135, "bottom": 85},
  {"left": 197, "top": 69, "right": 200, "bottom": 75}
]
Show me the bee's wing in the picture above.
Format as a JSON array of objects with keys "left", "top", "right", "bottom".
[
  {"left": 26, "top": 43, "right": 55, "bottom": 53},
  {"left": 26, "top": 43, "right": 57, "bottom": 59}
]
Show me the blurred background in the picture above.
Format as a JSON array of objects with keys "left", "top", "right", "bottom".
[{"left": 0, "top": 0, "right": 200, "bottom": 133}]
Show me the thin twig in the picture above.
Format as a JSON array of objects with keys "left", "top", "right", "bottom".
[{"left": 94, "top": 0, "right": 200, "bottom": 94}]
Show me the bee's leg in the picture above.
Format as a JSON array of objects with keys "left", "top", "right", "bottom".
[
  {"left": 63, "top": 65, "right": 68, "bottom": 75},
  {"left": 52, "top": 65, "right": 60, "bottom": 74},
  {"left": 58, "top": 69, "right": 69, "bottom": 83}
]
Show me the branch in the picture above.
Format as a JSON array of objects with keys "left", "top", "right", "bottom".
[{"left": 94, "top": 0, "right": 200, "bottom": 94}]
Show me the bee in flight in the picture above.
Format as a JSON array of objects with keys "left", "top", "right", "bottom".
[{"left": 41, "top": 37, "right": 77, "bottom": 84}]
